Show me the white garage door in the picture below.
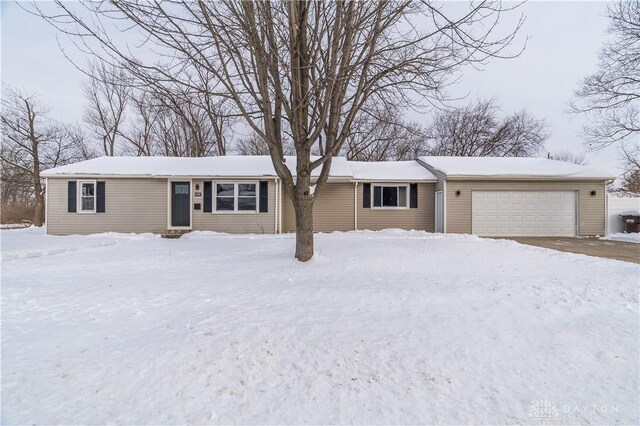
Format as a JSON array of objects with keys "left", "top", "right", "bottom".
[{"left": 472, "top": 191, "right": 576, "bottom": 237}]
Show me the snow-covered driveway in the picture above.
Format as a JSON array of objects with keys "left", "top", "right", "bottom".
[{"left": 1, "top": 228, "right": 638, "bottom": 424}]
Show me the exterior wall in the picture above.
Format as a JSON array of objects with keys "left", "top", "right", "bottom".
[
  {"left": 357, "top": 182, "right": 435, "bottom": 231},
  {"left": 282, "top": 183, "right": 355, "bottom": 232},
  {"left": 47, "top": 177, "right": 168, "bottom": 235},
  {"left": 192, "top": 179, "right": 276, "bottom": 234},
  {"left": 444, "top": 180, "right": 607, "bottom": 236},
  {"left": 47, "top": 177, "right": 277, "bottom": 235}
]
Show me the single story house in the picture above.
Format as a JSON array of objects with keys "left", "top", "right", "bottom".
[{"left": 41, "top": 155, "right": 614, "bottom": 237}]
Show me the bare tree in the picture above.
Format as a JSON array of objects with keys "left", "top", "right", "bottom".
[
  {"left": 619, "top": 141, "right": 640, "bottom": 193},
  {"left": 547, "top": 150, "right": 587, "bottom": 165},
  {"left": 36, "top": 1, "right": 524, "bottom": 261},
  {"left": 235, "top": 132, "right": 270, "bottom": 156},
  {"left": 427, "top": 99, "right": 548, "bottom": 157},
  {"left": 342, "top": 103, "right": 428, "bottom": 161},
  {"left": 83, "top": 61, "right": 131, "bottom": 156},
  {"left": 118, "top": 92, "right": 156, "bottom": 156},
  {"left": 235, "top": 132, "right": 295, "bottom": 156},
  {"left": 572, "top": 0, "right": 640, "bottom": 149},
  {"left": 1, "top": 86, "right": 89, "bottom": 225},
  {"left": 118, "top": 84, "right": 237, "bottom": 157}
]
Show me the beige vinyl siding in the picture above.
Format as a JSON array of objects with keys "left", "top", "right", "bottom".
[
  {"left": 192, "top": 179, "right": 276, "bottom": 234},
  {"left": 444, "top": 180, "right": 607, "bottom": 236},
  {"left": 282, "top": 183, "right": 355, "bottom": 232},
  {"left": 357, "top": 182, "right": 435, "bottom": 231},
  {"left": 47, "top": 177, "right": 167, "bottom": 235}
]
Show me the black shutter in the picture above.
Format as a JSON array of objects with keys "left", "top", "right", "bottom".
[
  {"left": 259, "top": 181, "right": 268, "bottom": 213},
  {"left": 67, "top": 181, "right": 77, "bottom": 213},
  {"left": 203, "top": 181, "right": 212, "bottom": 213},
  {"left": 96, "top": 181, "right": 106, "bottom": 213},
  {"left": 363, "top": 183, "right": 371, "bottom": 208},
  {"left": 373, "top": 185, "right": 382, "bottom": 207},
  {"left": 410, "top": 183, "right": 418, "bottom": 208}
]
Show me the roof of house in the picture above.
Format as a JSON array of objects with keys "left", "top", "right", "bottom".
[
  {"left": 41, "top": 156, "right": 438, "bottom": 181},
  {"left": 349, "top": 161, "right": 436, "bottom": 181},
  {"left": 418, "top": 156, "right": 615, "bottom": 180}
]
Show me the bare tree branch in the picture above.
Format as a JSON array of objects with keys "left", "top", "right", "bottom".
[{"left": 571, "top": 0, "right": 640, "bottom": 149}]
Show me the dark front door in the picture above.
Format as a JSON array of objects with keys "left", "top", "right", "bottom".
[{"left": 171, "top": 182, "right": 191, "bottom": 227}]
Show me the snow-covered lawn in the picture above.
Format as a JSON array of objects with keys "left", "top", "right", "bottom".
[
  {"left": 602, "top": 232, "right": 640, "bottom": 244},
  {"left": 2, "top": 228, "right": 638, "bottom": 424}
]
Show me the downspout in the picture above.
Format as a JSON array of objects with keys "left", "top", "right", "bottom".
[
  {"left": 354, "top": 182, "right": 358, "bottom": 230},
  {"left": 442, "top": 180, "right": 447, "bottom": 233}
]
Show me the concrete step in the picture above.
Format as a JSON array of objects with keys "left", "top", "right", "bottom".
[{"left": 161, "top": 229, "right": 191, "bottom": 239}]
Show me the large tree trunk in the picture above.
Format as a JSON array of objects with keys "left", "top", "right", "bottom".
[
  {"left": 33, "top": 192, "right": 45, "bottom": 227},
  {"left": 294, "top": 197, "right": 314, "bottom": 261},
  {"left": 293, "top": 174, "right": 315, "bottom": 261}
]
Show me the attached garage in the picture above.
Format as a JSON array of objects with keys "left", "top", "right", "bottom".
[
  {"left": 472, "top": 190, "right": 576, "bottom": 237},
  {"left": 418, "top": 156, "right": 615, "bottom": 237}
]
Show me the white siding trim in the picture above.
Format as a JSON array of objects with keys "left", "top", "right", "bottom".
[
  {"left": 44, "top": 177, "right": 49, "bottom": 233},
  {"left": 274, "top": 178, "right": 279, "bottom": 233},
  {"left": 278, "top": 179, "right": 283, "bottom": 233}
]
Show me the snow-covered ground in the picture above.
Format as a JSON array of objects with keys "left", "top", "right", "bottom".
[
  {"left": 602, "top": 232, "right": 640, "bottom": 244},
  {"left": 2, "top": 228, "right": 638, "bottom": 424}
]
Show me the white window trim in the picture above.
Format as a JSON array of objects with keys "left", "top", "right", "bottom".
[
  {"left": 77, "top": 180, "right": 97, "bottom": 214},
  {"left": 213, "top": 181, "right": 260, "bottom": 214},
  {"left": 371, "top": 184, "right": 410, "bottom": 210}
]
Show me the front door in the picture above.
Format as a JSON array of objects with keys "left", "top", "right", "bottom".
[{"left": 171, "top": 181, "right": 191, "bottom": 227}]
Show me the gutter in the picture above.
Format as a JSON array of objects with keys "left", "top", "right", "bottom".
[{"left": 442, "top": 175, "right": 617, "bottom": 181}]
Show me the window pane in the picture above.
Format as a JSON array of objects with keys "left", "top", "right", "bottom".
[
  {"left": 216, "top": 197, "right": 234, "bottom": 211},
  {"left": 82, "top": 196, "right": 94, "bottom": 211},
  {"left": 82, "top": 183, "right": 94, "bottom": 196},
  {"left": 373, "top": 186, "right": 382, "bottom": 207},
  {"left": 238, "top": 197, "right": 257, "bottom": 211},
  {"left": 382, "top": 187, "right": 398, "bottom": 207},
  {"left": 238, "top": 184, "right": 256, "bottom": 197},
  {"left": 174, "top": 184, "right": 189, "bottom": 195},
  {"left": 216, "top": 184, "right": 234, "bottom": 197},
  {"left": 398, "top": 186, "right": 407, "bottom": 207}
]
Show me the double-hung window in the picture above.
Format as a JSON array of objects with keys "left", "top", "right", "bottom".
[
  {"left": 372, "top": 184, "right": 408, "bottom": 208},
  {"left": 215, "top": 182, "right": 257, "bottom": 212},
  {"left": 79, "top": 181, "right": 96, "bottom": 213}
]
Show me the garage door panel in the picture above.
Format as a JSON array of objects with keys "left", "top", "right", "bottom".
[{"left": 472, "top": 191, "right": 576, "bottom": 237}]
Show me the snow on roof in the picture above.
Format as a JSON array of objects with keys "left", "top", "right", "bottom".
[
  {"left": 42, "top": 155, "right": 434, "bottom": 181},
  {"left": 41, "top": 156, "right": 354, "bottom": 179},
  {"left": 349, "top": 161, "right": 436, "bottom": 181},
  {"left": 419, "top": 156, "right": 615, "bottom": 179}
]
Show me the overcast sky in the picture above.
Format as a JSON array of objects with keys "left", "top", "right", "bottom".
[{"left": 1, "top": 1, "right": 627, "bottom": 176}]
